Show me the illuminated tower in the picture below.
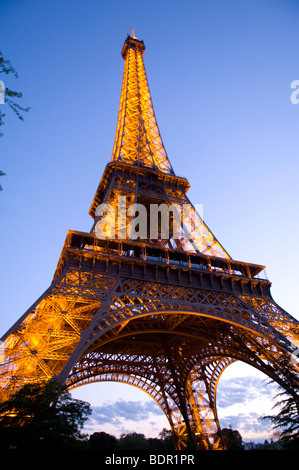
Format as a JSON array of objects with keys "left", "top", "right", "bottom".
[{"left": 1, "top": 32, "right": 298, "bottom": 450}]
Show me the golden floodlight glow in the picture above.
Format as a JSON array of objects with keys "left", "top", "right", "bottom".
[
  {"left": 111, "top": 34, "right": 174, "bottom": 175},
  {"left": 0, "top": 33, "right": 298, "bottom": 451}
]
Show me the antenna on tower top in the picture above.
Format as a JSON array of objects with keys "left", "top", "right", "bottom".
[{"left": 131, "top": 27, "right": 136, "bottom": 38}]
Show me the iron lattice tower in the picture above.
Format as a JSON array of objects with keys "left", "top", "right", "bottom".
[{"left": 1, "top": 33, "right": 298, "bottom": 450}]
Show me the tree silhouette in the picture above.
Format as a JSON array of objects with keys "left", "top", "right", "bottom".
[
  {"left": 262, "top": 359, "right": 299, "bottom": 450},
  {"left": 0, "top": 51, "right": 30, "bottom": 133},
  {"left": 0, "top": 380, "right": 91, "bottom": 450},
  {"left": 117, "top": 432, "right": 150, "bottom": 450},
  {"left": 221, "top": 427, "right": 244, "bottom": 450},
  {"left": 89, "top": 431, "right": 118, "bottom": 451},
  {"left": 0, "top": 50, "right": 30, "bottom": 190}
]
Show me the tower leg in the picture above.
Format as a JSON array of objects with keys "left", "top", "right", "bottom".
[
  {"left": 186, "top": 369, "right": 223, "bottom": 449},
  {"left": 185, "top": 358, "right": 234, "bottom": 450}
]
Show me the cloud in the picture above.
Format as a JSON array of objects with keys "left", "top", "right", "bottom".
[
  {"left": 79, "top": 375, "right": 278, "bottom": 442},
  {"left": 144, "top": 401, "right": 165, "bottom": 416},
  {"left": 219, "top": 411, "right": 276, "bottom": 443},
  {"left": 217, "top": 376, "right": 278, "bottom": 442},
  {"left": 216, "top": 376, "right": 276, "bottom": 408},
  {"left": 90, "top": 399, "right": 164, "bottom": 428}
]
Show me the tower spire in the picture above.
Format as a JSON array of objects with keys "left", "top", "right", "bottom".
[{"left": 111, "top": 33, "right": 174, "bottom": 175}]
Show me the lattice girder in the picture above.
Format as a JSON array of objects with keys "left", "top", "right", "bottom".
[
  {"left": 111, "top": 35, "right": 174, "bottom": 175},
  {"left": 88, "top": 32, "right": 230, "bottom": 258},
  {"left": 0, "top": 267, "right": 115, "bottom": 401},
  {"left": 63, "top": 300, "right": 295, "bottom": 449},
  {"left": 66, "top": 275, "right": 291, "bottom": 358},
  {"left": 56, "top": 272, "right": 297, "bottom": 449},
  {"left": 1, "top": 33, "right": 299, "bottom": 451},
  {"left": 89, "top": 161, "right": 231, "bottom": 258},
  {"left": 186, "top": 358, "right": 235, "bottom": 450},
  {"left": 67, "top": 350, "right": 189, "bottom": 448},
  {"left": 1, "top": 238, "right": 298, "bottom": 449}
]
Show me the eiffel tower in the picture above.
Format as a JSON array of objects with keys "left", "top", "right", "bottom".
[{"left": 1, "top": 32, "right": 298, "bottom": 450}]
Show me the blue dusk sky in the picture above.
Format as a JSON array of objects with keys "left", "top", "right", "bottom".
[{"left": 1, "top": 0, "right": 299, "bottom": 442}]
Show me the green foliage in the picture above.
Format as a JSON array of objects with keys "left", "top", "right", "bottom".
[
  {"left": 89, "top": 431, "right": 118, "bottom": 451},
  {"left": 118, "top": 432, "right": 150, "bottom": 450},
  {"left": 0, "top": 170, "right": 5, "bottom": 191},
  {"left": 0, "top": 381, "right": 175, "bottom": 451},
  {"left": 0, "top": 380, "right": 91, "bottom": 450},
  {"left": 0, "top": 50, "right": 30, "bottom": 136},
  {"left": 221, "top": 427, "right": 244, "bottom": 450},
  {"left": 0, "top": 50, "right": 30, "bottom": 191},
  {"left": 88, "top": 428, "right": 175, "bottom": 451},
  {"left": 262, "top": 360, "right": 299, "bottom": 450}
]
